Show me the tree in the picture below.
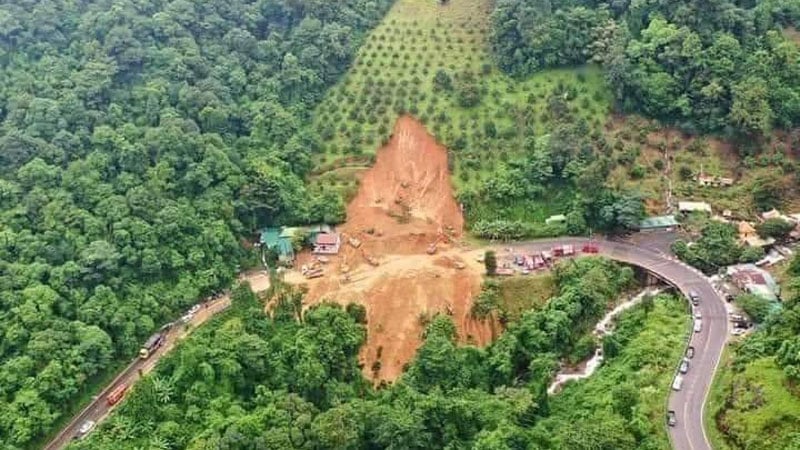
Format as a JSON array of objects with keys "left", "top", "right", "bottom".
[
  {"left": 432, "top": 69, "right": 452, "bottom": 91},
  {"left": 485, "top": 251, "right": 498, "bottom": 275},
  {"left": 736, "top": 294, "right": 774, "bottom": 323},
  {"left": 756, "top": 218, "right": 794, "bottom": 240},
  {"left": 752, "top": 176, "right": 784, "bottom": 211}
]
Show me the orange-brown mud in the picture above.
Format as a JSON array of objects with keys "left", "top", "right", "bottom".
[{"left": 286, "top": 116, "right": 498, "bottom": 382}]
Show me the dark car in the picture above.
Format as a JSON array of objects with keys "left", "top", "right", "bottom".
[
  {"left": 667, "top": 410, "right": 677, "bottom": 427},
  {"left": 686, "top": 346, "right": 695, "bottom": 359},
  {"left": 688, "top": 290, "right": 700, "bottom": 306}
]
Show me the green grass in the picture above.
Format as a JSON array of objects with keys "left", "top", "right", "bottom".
[
  {"left": 707, "top": 353, "right": 800, "bottom": 449},
  {"left": 538, "top": 295, "right": 689, "bottom": 449},
  {"left": 496, "top": 273, "right": 556, "bottom": 321},
  {"left": 309, "top": 0, "right": 612, "bottom": 222}
]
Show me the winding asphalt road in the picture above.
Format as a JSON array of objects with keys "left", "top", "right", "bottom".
[
  {"left": 46, "top": 238, "right": 724, "bottom": 450},
  {"left": 43, "top": 273, "right": 271, "bottom": 450},
  {"left": 515, "top": 237, "right": 727, "bottom": 450}
]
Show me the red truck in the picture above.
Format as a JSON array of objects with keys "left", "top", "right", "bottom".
[
  {"left": 139, "top": 332, "right": 165, "bottom": 359},
  {"left": 106, "top": 383, "right": 128, "bottom": 406},
  {"left": 582, "top": 243, "right": 599, "bottom": 254}
]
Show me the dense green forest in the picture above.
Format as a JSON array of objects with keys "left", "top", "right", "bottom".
[
  {"left": 491, "top": 0, "right": 800, "bottom": 138},
  {"left": 72, "top": 258, "right": 689, "bottom": 450},
  {"left": 0, "top": 0, "right": 391, "bottom": 447}
]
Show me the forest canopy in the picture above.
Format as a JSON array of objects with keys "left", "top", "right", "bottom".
[
  {"left": 490, "top": 0, "right": 800, "bottom": 137},
  {"left": 0, "top": 0, "right": 391, "bottom": 447},
  {"left": 69, "top": 258, "right": 682, "bottom": 450}
]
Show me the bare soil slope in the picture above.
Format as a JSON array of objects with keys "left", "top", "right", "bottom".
[{"left": 288, "top": 116, "right": 495, "bottom": 382}]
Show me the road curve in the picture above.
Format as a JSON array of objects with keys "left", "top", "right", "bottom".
[
  {"left": 43, "top": 273, "right": 271, "bottom": 450},
  {"left": 514, "top": 237, "right": 727, "bottom": 450}
]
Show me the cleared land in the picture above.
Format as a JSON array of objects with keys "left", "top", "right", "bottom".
[
  {"left": 606, "top": 116, "right": 800, "bottom": 216},
  {"left": 288, "top": 116, "right": 496, "bottom": 382}
]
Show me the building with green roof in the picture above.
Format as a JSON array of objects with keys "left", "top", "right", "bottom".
[
  {"left": 259, "top": 227, "right": 296, "bottom": 262},
  {"left": 638, "top": 215, "right": 679, "bottom": 231}
]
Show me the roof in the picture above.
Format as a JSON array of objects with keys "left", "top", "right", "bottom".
[
  {"left": 678, "top": 201, "right": 712, "bottom": 213},
  {"left": 316, "top": 232, "right": 340, "bottom": 245},
  {"left": 260, "top": 228, "right": 281, "bottom": 246},
  {"left": 545, "top": 214, "right": 567, "bottom": 224},
  {"left": 280, "top": 227, "right": 303, "bottom": 239},
  {"left": 259, "top": 227, "right": 296, "bottom": 257},
  {"left": 726, "top": 264, "right": 779, "bottom": 300},
  {"left": 738, "top": 221, "right": 756, "bottom": 235},
  {"left": 638, "top": 215, "right": 679, "bottom": 230},
  {"left": 743, "top": 235, "right": 775, "bottom": 248}
]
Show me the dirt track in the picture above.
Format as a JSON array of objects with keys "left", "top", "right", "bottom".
[{"left": 288, "top": 116, "right": 496, "bottom": 382}]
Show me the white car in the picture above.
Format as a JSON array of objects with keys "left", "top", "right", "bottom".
[
  {"left": 731, "top": 328, "right": 747, "bottom": 336},
  {"left": 189, "top": 304, "right": 202, "bottom": 314},
  {"left": 694, "top": 310, "right": 702, "bottom": 319},
  {"left": 672, "top": 375, "right": 684, "bottom": 391},
  {"left": 75, "top": 420, "right": 95, "bottom": 439},
  {"left": 694, "top": 319, "right": 703, "bottom": 333}
]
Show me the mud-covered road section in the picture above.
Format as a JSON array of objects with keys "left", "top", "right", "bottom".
[{"left": 289, "top": 116, "right": 497, "bottom": 382}]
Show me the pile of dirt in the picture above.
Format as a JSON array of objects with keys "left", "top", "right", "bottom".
[
  {"left": 343, "top": 116, "right": 464, "bottom": 250},
  {"left": 290, "top": 116, "right": 496, "bottom": 383}
]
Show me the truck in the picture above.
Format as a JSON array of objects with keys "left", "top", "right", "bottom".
[
  {"left": 552, "top": 245, "right": 575, "bottom": 257},
  {"left": 106, "top": 383, "right": 128, "bottom": 406},
  {"left": 582, "top": 243, "right": 599, "bottom": 254},
  {"left": 139, "top": 333, "right": 165, "bottom": 359}
]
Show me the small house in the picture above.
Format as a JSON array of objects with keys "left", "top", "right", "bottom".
[
  {"left": 726, "top": 264, "right": 780, "bottom": 302},
  {"left": 313, "top": 232, "right": 341, "bottom": 254},
  {"left": 697, "top": 174, "right": 734, "bottom": 187},
  {"left": 738, "top": 221, "right": 774, "bottom": 248},
  {"left": 260, "top": 227, "right": 296, "bottom": 262},
  {"left": 678, "top": 201, "right": 712, "bottom": 214}
]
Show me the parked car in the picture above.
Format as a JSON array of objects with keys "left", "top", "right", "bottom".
[
  {"left": 694, "top": 309, "right": 702, "bottom": 319},
  {"left": 189, "top": 304, "right": 202, "bottom": 314},
  {"left": 672, "top": 375, "right": 684, "bottom": 391},
  {"left": 74, "top": 420, "right": 95, "bottom": 440},
  {"left": 694, "top": 319, "right": 703, "bottom": 333},
  {"left": 689, "top": 290, "right": 700, "bottom": 306},
  {"left": 731, "top": 328, "right": 747, "bottom": 336},
  {"left": 667, "top": 410, "right": 677, "bottom": 427},
  {"left": 679, "top": 358, "right": 690, "bottom": 374},
  {"left": 686, "top": 346, "right": 695, "bottom": 359}
]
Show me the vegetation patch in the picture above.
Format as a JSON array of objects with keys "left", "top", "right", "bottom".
[
  {"left": 711, "top": 356, "right": 800, "bottom": 449},
  {"left": 535, "top": 295, "right": 689, "bottom": 450}
]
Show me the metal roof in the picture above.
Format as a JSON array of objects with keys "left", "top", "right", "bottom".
[{"left": 638, "top": 215, "right": 679, "bottom": 230}]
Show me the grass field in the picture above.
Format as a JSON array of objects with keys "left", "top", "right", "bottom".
[
  {"left": 309, "top": 0, "right": 612, "bottom": 221},
  {"left": 496, "top": 274, "right": 556, "bottom": 321}
]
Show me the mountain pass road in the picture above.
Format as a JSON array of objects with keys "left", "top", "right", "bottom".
[
  {"left": 43, "top": 272, "right": 271, "bottom": 450},
  {"left": 515, "top": 237, "right": 727, "bottom": 450}
]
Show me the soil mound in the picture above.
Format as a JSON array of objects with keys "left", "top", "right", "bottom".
[
  {"left": 292, "top": 116, "right": 496, "bottom": 383},
  {"left": 343, "top": 115, "right": 464, "bottom": 245}
]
